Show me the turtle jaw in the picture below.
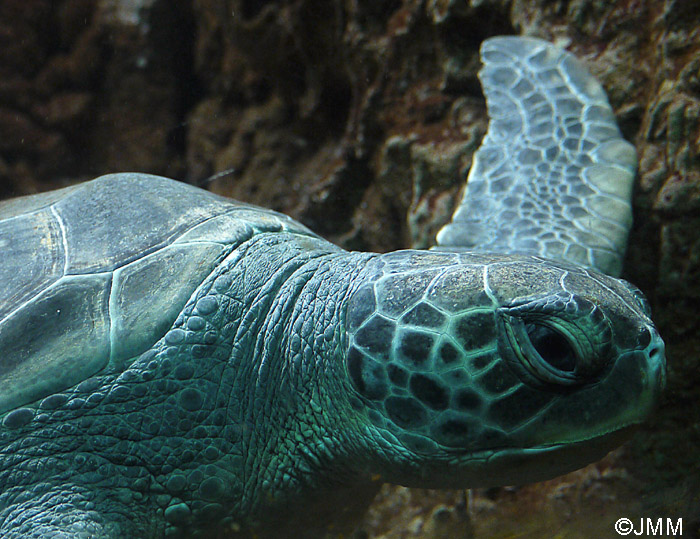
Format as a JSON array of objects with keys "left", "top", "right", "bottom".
[
  {"left": 454, "top": 424, "right": 639, "bottom": 488},
  {"left": 409, "top": 424, "right": 640, "bottom": 490}
]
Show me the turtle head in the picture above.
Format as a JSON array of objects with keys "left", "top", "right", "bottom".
[{"left": 343, "top": 250, "right": 665, "bottom": 488}]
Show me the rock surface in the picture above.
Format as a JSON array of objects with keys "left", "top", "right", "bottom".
[{"left": 0, "top": 0, "right": 698, "bottom": 536}]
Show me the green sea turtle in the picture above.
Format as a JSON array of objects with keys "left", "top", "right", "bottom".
[{"left": 0, "top": 36, "right": 665, "bottom": 537}]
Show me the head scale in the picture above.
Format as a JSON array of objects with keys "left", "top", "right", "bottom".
[{"left": 343, "top": 250, "right": 665, "bottom": 488}]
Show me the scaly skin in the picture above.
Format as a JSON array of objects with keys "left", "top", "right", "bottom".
[
  {"left": 0, "top": 229, "right": 665, "bottom": 537},
  {"left": 0, "top": 232, "right": 377, "bottom": 537},
  {"left": 0, "top": 36, "right": 667, "bottom": 538}
]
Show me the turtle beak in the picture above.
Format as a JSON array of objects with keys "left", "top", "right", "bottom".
[{"left": 644, "top": 325, "right": 666, "bottom": 404}]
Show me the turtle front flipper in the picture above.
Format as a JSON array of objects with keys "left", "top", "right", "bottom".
[{"left": 436, "top": 37, "right": 637, "bottom": 277}]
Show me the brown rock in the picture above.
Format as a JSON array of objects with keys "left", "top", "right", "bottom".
[{"left": 0, "top": 0, "right": 698, "bottom": 536}]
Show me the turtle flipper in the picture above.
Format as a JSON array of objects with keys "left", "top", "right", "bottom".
[{"left": 436, "top": 36, "right": 637, "bottom": 276}]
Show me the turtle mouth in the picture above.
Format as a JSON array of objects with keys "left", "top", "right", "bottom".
[
  {"left": 420, "top": 424, "right": 639, "bottom": 490},
  {"left": 491, "top": 423, "right": 637, "bottom": 461}
]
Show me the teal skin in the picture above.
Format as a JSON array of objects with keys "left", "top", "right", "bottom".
[
  {"left": 0, "top": 36, "right": 665, "bottom": 537},
  {"left": 344, "top": 250, "right": 663, "bottom": 490}
]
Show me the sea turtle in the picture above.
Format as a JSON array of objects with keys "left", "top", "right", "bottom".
[{"left": 0, "top": 36, "right": 665, "bottom": 538}]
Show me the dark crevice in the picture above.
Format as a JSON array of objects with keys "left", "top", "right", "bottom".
[{"left": 147, "top": 0, "right": 202, "bottom": 159}]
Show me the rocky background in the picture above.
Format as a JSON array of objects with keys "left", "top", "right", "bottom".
[{"left": 1, "top": 0, "right": 698, "bottom": 537}]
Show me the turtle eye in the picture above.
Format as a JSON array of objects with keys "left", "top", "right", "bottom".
[
  {"left": 525, "top": 323, "right": 576, "bottom": 373},
  {"left": 498, "top": 292, "right": 614, "bottom": 389},
  {"left": 508, "top": 319, "right": 579, "bottom": 386}
]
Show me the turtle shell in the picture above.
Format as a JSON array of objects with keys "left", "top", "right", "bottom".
[{"left": 0, "top": 173, "right": 313, "bottom": 414}]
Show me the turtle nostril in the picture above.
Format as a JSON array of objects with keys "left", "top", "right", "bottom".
[
  {"left": 641, "top": 326, "right": 665, "bottom": 361},
  {"left": 645, "top": 328, "right": 666, "bottom": 389},
  {"left": 648, "top": 343, "right": 665, "bottom": 367},
  {"left": 647, "top": 328, "right": 665, "bottom": 358}
]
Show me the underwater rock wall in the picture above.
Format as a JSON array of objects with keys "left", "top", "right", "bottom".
[{"left": 0, "top": 0, "right": 698, "bottom": 535}]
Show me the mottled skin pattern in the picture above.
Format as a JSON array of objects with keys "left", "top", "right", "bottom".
[
  {"left": 0, "top": 229, "right": 663, "bottom": 537},
  {"left": 0, "top": 36, "right": 666, "bottom": 538},
  {"left": 344, "top": 250, "right": 663, "bottom": 490},
  {"left": 0, "top": 230, "right": 377, "bottom": 537}
]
